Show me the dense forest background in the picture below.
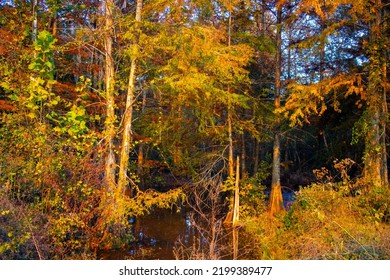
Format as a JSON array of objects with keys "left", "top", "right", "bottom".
[{"left": 0, "top": 0, "right": 389, "bottom": 260}]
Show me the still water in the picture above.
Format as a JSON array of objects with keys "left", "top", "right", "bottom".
[
  {"left": 99, "top": 208, "right": 248, "bottom": 260},
  {"left": 100, "top": 188, "right": 296, "bottom": 260},
  {"left": 100, "top": 209, "right": 194, "bottom": 259}
]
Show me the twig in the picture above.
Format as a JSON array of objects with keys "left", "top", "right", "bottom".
[{"left": 332, "top": 220, "right": 374, "bottom": 259}]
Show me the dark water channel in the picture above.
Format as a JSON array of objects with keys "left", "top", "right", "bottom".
[
  {"left": 100, "top": 209, "right": 195, "bottom": 259},
  {"left": 100, "top": 208, "right": 249, "bottom": 260},
  {"left": 100, "top": 188, "right": 296, "bottom": 260}
]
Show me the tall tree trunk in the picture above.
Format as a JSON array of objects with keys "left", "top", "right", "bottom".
[
  {"left": 253, "top": 139, "right": 260, "bottom": 175},
  {"left": 241, "top": 133, "right": 246, "bottom": 177},
  {"left": 232, "top": 156, "right": 240, "bottom": 226},
  {"left": 261, "top": 0, "right": 266, "bottom": 35},
  {"left": 364, "top": 106, "right": 381, "bottom": 184},
  {"left": 228, "top": 114, "right": 234, "bottom": 177},
  {"left": 381, "top": 1, "right": 388, "bottom": 186},
  {"left": 381, "top": 88, "right": 388, "bottom": 186},
  {"left": 32, "top": 0, "right": 38, "bottom": 43},
  {"left": 52, "top": 14, "right": 57, "bottom": 37},
  {"left": 287, "top": 23, "right": 292, "bottom": 81},
  {"left": 71, "top": 21, "right": 81, "bottom": 83},
  {"left": 227, "top": 0, "right": 234, "bottom": 178},
  {"left": 364, "top": 0, "right": 387, "bottom": 187},
  {"left": 118, "top": 0, "right": 143, "bottom": 195},
  {"left": 104, "top": 0, "right": 116, "bottom": 193},
  {"left": 269, "top": 5, "right": 284, "bottom": 215},
  {"left": 137, "top": 91, "right": 147, "bottom": 189}
]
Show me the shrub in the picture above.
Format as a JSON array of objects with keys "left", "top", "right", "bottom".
[{"left": 243, "top": 180, "right": 390, "bottom": 259}]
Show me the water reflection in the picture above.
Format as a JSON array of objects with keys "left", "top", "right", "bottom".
[
  {"left": 100, "top": 208, "right": 252, "bottom": 260},
  {"left": 101, "top": 209, "right": 194, "bottom": 259}
]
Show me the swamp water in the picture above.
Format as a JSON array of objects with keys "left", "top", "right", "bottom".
[
  {"left": 100, "top": 188, "right": 296, "bottom": 259},
  {"left": 99, "top": 208, "right": 250, "bottom": 260}
]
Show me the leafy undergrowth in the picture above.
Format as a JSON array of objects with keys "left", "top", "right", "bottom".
[{"left": 243, "top": 183, "right": 390, "bottom": 259}]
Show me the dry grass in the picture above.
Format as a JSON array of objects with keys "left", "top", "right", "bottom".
[{"left": 243, "top": 183, "right": 390, "bottom": 260}]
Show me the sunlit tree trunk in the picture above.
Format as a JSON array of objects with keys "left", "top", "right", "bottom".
[
  {"left": 364, "top": 105, "right": 381, "bottom": 184},
  {"left": 380, "top": 1, "right": 388, "bottom": 187},
  {"left": 52, "top": 14, "right": 57, "bottom": 37},
  {"left": 222, "top": 0, "right": 239, "bottom": 225},
  {"left": 118, "top": 0, "right": 143, "bottom": 195},
  {"left": 104, "top": 0, "right": 116, "bottom": 193},
  {"left": 364, "top": 0, "right": 387, "bottom": 187},
  {"left": 48, "top": 3, "right": 58, "bottom": 37},
  {"left": 228, "top": 114, "right": 234, "bottom": 177},
  {"left": 227, "top": 0, "right": 234, "bottom": 178},
  {"left": 252, "top": 0, "right": 266, "bottom": 177},
  {"left": 269, "top": 5, "right": 284, "bottom": 215},
  {"left": 381, "top": 90, "right": 388, "bottom": 186},
  {"left": 232, "top": 156, "right": 240, "bottom": 226},
  {"left": 241, "top": 134, "right": 246, "bottom": 177}
]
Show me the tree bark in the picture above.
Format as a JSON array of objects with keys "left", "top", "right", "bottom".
[
  {"left": 227, "top": 1, "right": 234, "bottom": 178},
  {"left": 253, "top": 139, "right": 260, "bottom": 175},
  {"left": 381, "top": 1, "right": 388, "bottom": 186},
  {"left": 232, "top": 156, "right": 240, "bottom": 226},
  {"left": 137, "top": 91, "right": 147, "bottom": 189},
  {"left": 118, "top": 0, "right": 143, "bottom": 195},
  {"left": 228, "top": 114, "right": 234, "bottom": 177},
  {"left": 104, "top": 0, "right": 117, "bottom": 193},
  {"left": 261, "top": 0, "right": 266, "bottom": 35},
  {"left": 364, "top": 0, "right": 387, "bottom": 187},
  {"left": 241, "top": 133, "right": 246, "bottom": 177},
  {"left": 269, "top": 5, "right": 284, "bottom": 215},
  {"left": 32, "top": 0, "right": 38, "bottom": 43}
]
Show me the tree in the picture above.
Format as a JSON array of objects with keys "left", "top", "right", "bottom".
[
  {"left": 363, "top": 0, "right": 388, "bottom": 186},
  {"left": 118, "top": 0, "right": 143, "bottom": 195},
  {"left": 280, "top": 0, "right": 389, "bottom": 188},
  {"left": 103, "top": 0, "right": 116, "bottom": 194},
  {"left": 268, "top": 1, "right": 284, "bottom": 215}
]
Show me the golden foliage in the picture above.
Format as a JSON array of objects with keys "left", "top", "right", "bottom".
[
  {"left": 294, "top": 0, "right": 366, "bottom": 20},
  {"left": 281, "top": 74, "right": 364, "bottom": 126},
  {"left": 93, "top": 187, "right": 185, "bottom": 251},
  {"left": 244, "top": 183, "right": 390, "bottom": 259}
]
